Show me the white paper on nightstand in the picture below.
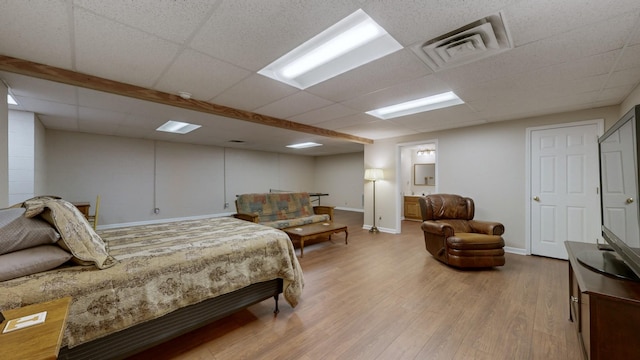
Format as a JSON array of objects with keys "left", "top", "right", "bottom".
[{"left": 2, "top": 311, "right": 47, "bottom": 333}]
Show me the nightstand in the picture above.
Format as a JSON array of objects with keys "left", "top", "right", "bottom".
[{"left": 0, "top": 297, "right": 72, "bottom": 360}]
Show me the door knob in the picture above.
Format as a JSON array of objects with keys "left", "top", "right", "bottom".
[
  {"left": 533, "top": 196, "right": 540, "bottom": 201},
  {"left": 627, "top": 198, "right": 634, "bottom": 204}
]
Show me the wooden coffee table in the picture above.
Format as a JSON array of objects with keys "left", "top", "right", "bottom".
[{"left": 283, "top": 222, "right": 348, "bottom": 257}]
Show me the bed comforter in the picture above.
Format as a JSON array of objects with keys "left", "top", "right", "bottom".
[{"left": 0, "top": 216, "right": 303, "bottom": 349}]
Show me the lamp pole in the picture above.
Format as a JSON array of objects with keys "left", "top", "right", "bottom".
[
  {"left": 370, "top": 179, "right": 379, "bottom": 233},
  {"left": 365, "top": 168, "right": 383, "bottom": 233}
]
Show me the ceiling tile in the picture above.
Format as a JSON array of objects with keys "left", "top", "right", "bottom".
[
  {"left": 289, "top": 104, "right": 360, "bottom": 125},
  {"left": 389, "top": 104, "right": 487, "bottom": 133},
  {"left": 254, "top": 92, "right": 334, "bottom": 119},
  {"left": 505, "top": 0, "right": 640, "bottom": 46},
  {"left": 74, "top": 8, "right": 181, "bottom": 87},
  {"left": 74, "top": 0, "right": 218, "bottom": 43},
  {"left": 607, "top": 68, "right": 640, "bottom": 89},
  {"left": 337, "top": 120, "right": 418, "bottom": 140},
  {"left": 2, "top": 72, "right": 77, "bottom": 105},
  {"left": 211, "top": 74, "right": 298, "bottom": 111},
  {"left": 78, "top": 106, "right": 127, "bottom": 135},
  {"left": 77, "top": 88, "right": 142, "bottom": 114},
  {"left": 0, "top": 1, "right": 72, "bottom": 69},
  {"left": 155, "top": 49, "right": 250, "bottom": 100},
  {"left": 597, "top": 84, "right": 636, "bottom": 103},
  {"left": 362, "top": 0, "right": 515, "bottom": 46},
  {"left": 437, "top": 13, "right": 637, "bottom": 91},
  {"left": 190, "top": 0, "right": 362, "bottom": 71},
  {"left": 118, "top": 113, "right": 167, "bottom": 131},
  {"left": 306, "top": 49, "right": 431, "bottom": 102},
  {"left": 342, "top": 74, "right": 452, "bottom": 112},
  {"left": 315, "top": 113, "right": 377, "bottom": 131},
  {"left": 13, "top": 98, "right": 77, "bottom": 120},
  {"left": 630, "top": 22, "right": 640, "bottom": 45},
  {"left": 616, "top": 44, "right": 640, "bottom": 70},
  {"left": 113, "top": 124, "right": 155, "bottom": 139}
]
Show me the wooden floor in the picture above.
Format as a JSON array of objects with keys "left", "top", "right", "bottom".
[{"left": 130, "top": 210, "right": 584, "bottom": 360}]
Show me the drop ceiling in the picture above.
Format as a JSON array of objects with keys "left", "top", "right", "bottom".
[{"left": 1, "top": 1, "right": 640, "bottom": 156}]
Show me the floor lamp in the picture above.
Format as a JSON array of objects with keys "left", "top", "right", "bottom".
[{"left": 364, "top": 168, "right": 383, "bottom": 233}]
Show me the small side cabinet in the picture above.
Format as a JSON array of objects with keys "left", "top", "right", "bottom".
[{"left": 403, "top": 196, "right": 422, "bottom": 221}]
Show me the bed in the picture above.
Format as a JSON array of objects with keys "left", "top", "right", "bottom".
[{"left": 0, "top": 197, "right": 304, "bottom": 360}]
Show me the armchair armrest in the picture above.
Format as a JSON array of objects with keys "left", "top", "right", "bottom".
[
  {"left": 233, "top": 213, "right": 260, "bottom": 223},
  {"left": 313, "top": 206, "right": 334, "bottom": 221},
  {"left": 421, "top": 220, "right": 455, "bottom": 237},
  {"left": 468, "top": 220, "right": 504, "bottom": 235}
]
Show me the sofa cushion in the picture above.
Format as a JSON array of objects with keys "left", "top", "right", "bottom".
[{"left": 262, "top": 214, "right": 330, "bottom": 229}]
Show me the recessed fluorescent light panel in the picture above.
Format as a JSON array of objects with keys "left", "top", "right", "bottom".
[
  {"left": 286, "top": 142, "right": 323, "bottom": 149},
  {"left": 366, "top": 91, "right": 464, "bottom": 119},
  {"left": 7, "top": 94, "right": 17, "bottom": 105},
  {"left": 156, "top": 120, "right": 201, "bottom": 134},
  {"left": 258, "top": 9, "right": 403, "bottom": 89}
]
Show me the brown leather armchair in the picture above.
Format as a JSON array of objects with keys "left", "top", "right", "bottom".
[{"left": 418, "top": 194, "right": 505, "bottom": 268}]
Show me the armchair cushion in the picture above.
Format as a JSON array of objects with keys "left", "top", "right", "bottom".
[{"left": 447, "top": 233, "right": 504, "bottom": 250}]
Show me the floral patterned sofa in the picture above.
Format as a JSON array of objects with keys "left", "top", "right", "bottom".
[{"left": 234, "top": 192, "right": 334, "bottom": 229}]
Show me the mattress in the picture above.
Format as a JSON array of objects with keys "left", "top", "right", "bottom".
[{"left": 0, "top": 216, "right": 303, "bottom": 349}]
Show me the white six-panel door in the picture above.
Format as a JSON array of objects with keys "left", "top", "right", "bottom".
[
  {"left": 529, "top": 122, "right": 601, "bottom": 259},
  {"left": 600, "top": 119, "right": 640, "bottom": 247}
]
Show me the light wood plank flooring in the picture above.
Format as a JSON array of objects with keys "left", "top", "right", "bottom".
[{"left": 130, "top": 210, "right": 583, "bottom": 360}]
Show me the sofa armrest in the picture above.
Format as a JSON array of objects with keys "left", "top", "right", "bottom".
[
  {"left": 313, "top": 206, "right": 334, "bottom": 221},
  {"left": 421, "top": 220, "right": 455, "bottom": 237},
  {"left": 468, "top": 220, "right": 504, "bottom": 235},
  {"left": 233, "top": 213, "right": 260, "bottom": 223}
]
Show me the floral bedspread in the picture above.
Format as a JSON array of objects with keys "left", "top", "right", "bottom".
[{"left": 0, "top": 217, "right": 303, "bottom": 348}]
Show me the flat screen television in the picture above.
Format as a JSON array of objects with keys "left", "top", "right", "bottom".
[{"left": 579, "top": 105, "right": 640, "bottom": 281}]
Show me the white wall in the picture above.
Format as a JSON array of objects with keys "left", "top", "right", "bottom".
[
  {"left": 44, "top": 130, "right": 346, "bottom": 226},
  {"left": 364, "top": 105, "right": 621, "bottom": 248},
  {"left": 8, "top": 110, "right": 36, "bottom": 205},
  {"left": 34, "top": 115, "right": 46, "bottom": 196},
  {"left": 155, "top": 141, "right": 225, "bottom": 218},
  {"left": 314, "top": 152, "right": 364, "bottom": 211},
  {"left": 46, "top": 131, "right": 156, "bottom": 225},
  {"left": 0, "top": 84, "right": 7, "bottom": 207}
]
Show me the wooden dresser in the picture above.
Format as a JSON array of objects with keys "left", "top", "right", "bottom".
[
  {"left": 403, "top": 196, "right": 422, "bottom": 221},
  {"left": 565, "top": 241, "right": 640, "bottom": 359}
]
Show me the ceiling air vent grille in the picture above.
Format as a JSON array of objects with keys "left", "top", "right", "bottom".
[{"left": 411, "top": 12, "right": 513, "bottom": 72}]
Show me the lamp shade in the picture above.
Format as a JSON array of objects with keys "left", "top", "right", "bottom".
[{"left": 364, "top": 168, "right": 384, "bottom": 181}]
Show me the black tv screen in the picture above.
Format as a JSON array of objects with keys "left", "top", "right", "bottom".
[{"left": 598, "top": 104, "right": 640, "bottom": 280}]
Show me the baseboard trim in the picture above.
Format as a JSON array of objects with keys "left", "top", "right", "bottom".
[
  {"left": 504, "top": 246, "right": 527, "bottom": 255},
  {"left": 362, "top": 225, "right": 400, "bottom": 234},
  {"left": 334, "top": 206, "right": 363, "bottom": 212}
]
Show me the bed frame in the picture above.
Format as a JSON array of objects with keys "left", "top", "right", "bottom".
[{"left": 57, "top": 278, "right": 283, "bottom": 360}]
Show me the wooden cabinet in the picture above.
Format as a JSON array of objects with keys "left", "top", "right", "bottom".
[
  {"left": 403, "top": 196, "right": 422, "bottom": 221},
  {"left": 72, "top": 202, "right": 90, "bottom": 218},
  {"left": 565, "top": 242, "right": 640, "bottom": 360}
]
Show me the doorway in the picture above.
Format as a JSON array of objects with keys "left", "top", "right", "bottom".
[
  {"left": 396, "top": 140, "right": 438, "bottom": 232},
  {"left": 526, "top": 120, "right": 603, "bottom": 259}
]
